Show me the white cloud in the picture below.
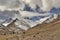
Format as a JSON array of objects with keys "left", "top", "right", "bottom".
[
  {"left": 19, "top": 11, "right": 51, "bottom": 18},
  {"left": 23, "top": 0, "right": 60, "bottom": 11}
]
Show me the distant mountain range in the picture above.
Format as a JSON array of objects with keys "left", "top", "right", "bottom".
[{"left": 0, "top": 0, "right": 60, "bottom": 31}]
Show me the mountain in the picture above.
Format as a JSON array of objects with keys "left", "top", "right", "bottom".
[
  {"left": 0, "top": 10, "right": 58, "bottom": 31},
  {"left": 0, "top": 0, "right": 60, "bottom": 40},
  {"left": 0, "top": 0, "right": 60, "bottom": 31},
  {"left": 0, "top": 14, "right": 60, "bottom": 40}
]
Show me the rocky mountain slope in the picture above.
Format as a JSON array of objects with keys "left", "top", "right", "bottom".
[{"left": 0, "top": 16, "right": 60, "bottom": 40}]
